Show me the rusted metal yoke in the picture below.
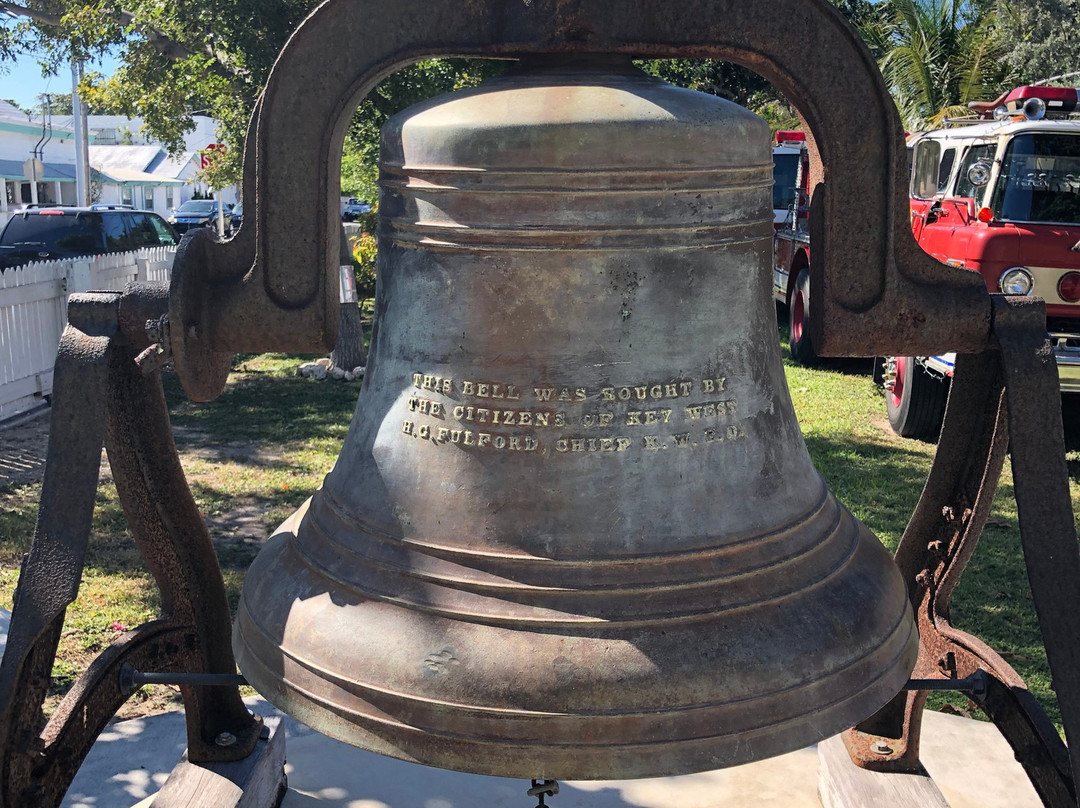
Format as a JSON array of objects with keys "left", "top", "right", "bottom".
[
  {"left": 0, "top": 284, "right": 260, "bottom": 808},
  {"left": 847, "top": 296, "right": 1080, "bottom": 808}
]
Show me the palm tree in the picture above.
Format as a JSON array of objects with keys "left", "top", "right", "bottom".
[{"left": 862, "top": 0, "right": 1014, "bottom": 130}]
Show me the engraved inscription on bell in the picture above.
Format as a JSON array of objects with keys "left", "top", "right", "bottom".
[{"left": 399, "top": 371, "right": 743, "bottom": 456}]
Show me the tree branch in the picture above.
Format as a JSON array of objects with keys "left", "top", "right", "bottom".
[{"left": 0, "top": 1, "right": 248, "bottom": 78}]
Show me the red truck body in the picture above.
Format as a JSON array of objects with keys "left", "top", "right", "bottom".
[
  {"left": 770, "top": 131, "right": 816, "bottom": 363},
  {"left": 886, "top": 87, "right": 1080, "bottom": 438},
  {"left": 770, "top": 89, "right": 1080, "bottom": 440}
]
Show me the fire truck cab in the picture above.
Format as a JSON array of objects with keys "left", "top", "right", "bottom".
[
  {"left": 771, "top": 131, "right": 817, "bottom": 363},
  {"left": 886, "top": 85, "right": 1080, "bottom": 440}
]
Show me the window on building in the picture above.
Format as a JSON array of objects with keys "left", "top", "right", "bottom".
[
  {"left": 165, "top": 187, "right": 175, "bottom": 211},
  {"left": 121, "top": 186, "right": 134, "bottom": 207},
  {"left": 143, "top": 186, "right": 155, "bottom": 211}
]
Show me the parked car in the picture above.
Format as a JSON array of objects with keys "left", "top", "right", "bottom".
[
  {"left": 342, "top": 198, "right": 371, "bottom": 222},
  {"left": 228, "top": 202, "right": 243, "bottom": 235},
  {"left": 0, "top": 206, "right": 179, "bottom": 271},
  {"left": 168, "top": 199, "right": 227, "bottom": 233}
]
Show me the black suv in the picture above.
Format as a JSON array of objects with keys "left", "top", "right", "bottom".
[{"left": 0, "top": 206, "right": 179, "bottom": 271}]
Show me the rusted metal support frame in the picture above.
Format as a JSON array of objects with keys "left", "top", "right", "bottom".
[
  {"left": 845, "top": 296, "right": 1080, "bottom": 808},
  {"left": 0, "top": 285, "right": 259, "bottom": 808},
  {"left": 170, "top": 0, "right": 992, "bottom": 402}
]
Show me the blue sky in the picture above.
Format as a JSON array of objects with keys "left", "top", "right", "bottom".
[{"left": 0, "top": 53, "right": 119, "bottom": 112}]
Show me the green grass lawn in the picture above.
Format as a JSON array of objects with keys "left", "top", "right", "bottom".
[{"left": 1, "top": 332, "right": 1077, "bottom": 733}]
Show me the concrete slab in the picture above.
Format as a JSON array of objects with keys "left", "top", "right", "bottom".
[
  {"left": 0, "top": 610, "right": 1046, "bottom": 808},
  {"left": 63, "top": 699, "right": 1041, "bottom": 808}
]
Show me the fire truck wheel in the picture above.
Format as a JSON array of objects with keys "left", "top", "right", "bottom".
[
  {"left": 886, "top": 356, "right": 947, "bottom": 441},
  {"left": 788, "top": 268, "right": 819, "bottom": 365}
]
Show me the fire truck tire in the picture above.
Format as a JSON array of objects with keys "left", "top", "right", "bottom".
[
  {"left": 788, "top": 268, "right": 819, "bottom": 365},
  {"left": 886, "top": 356, "right": 947, "bottom": 441}
]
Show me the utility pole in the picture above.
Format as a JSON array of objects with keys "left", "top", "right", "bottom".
[{"left": 71, "top": 61, "right": 90, "bottom": 206}]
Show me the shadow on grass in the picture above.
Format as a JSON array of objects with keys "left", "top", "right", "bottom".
[
  {"left": 775, "top": 318, "right": 879, "bottom": 378},
  {"left": 162, "top": 369, "right": 359, "bottom": 446},
  {"left": 806, "top": 429, "right": 1056, "bottom": 726}
]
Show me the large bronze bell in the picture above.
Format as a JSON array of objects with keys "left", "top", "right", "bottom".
[{"left": 233, "top": 56, "right": 917, "bottom": 780}]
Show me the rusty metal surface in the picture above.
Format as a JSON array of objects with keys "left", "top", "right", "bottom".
[
  {"left": 0, "top": 285, "right": 259, "bottom": 807},
  {"left": 170, "top": 0, "right": 990, "bottom": 402},
  {"left": 233, "top": 57, "right": 918, "bottom": 779},
  {"left": 846, "top": 298, "right": 1080, "bottom": 807},
  {"left": 0, "top": 294, "right": 116, "bottom": 807}
]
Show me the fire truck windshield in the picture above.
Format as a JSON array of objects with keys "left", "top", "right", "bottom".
[
  {"left": 772, "top": 152, "right": 801, "bottom": 213},
  {"left": 992, "top": 133, "right": 1080, "bottom": 224}
]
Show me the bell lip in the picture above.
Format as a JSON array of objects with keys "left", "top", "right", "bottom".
[
  {"left": 233, "top": 504, "right": 918, "bottom": 780},
  {"left": 235, "top": 605, "right": 917, "bottom": 780}
]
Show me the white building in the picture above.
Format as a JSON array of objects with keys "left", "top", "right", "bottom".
[
  {"left": 78, "top": 114, "right": 222, "bottom": 155},
  {"left": 0, "top": 100, "right": 82, "bottom": 218},
  {"left": 0, "top": 103, "right": 236, "bottom": 225},
  {"left": 88, "top": 144, "right": 207, "bottom": 214}
]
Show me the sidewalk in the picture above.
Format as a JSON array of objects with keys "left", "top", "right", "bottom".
[{"left": 0, "top": 610, "right": 1045, "bottom": 808}]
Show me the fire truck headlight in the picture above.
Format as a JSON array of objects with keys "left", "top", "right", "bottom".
[{"left": 1000, "top": 267, "right": 1034, "bottom": 296}]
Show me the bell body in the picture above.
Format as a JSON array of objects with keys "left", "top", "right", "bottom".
[{"left": 234, "top": 57, "right": 917, "bottom": 779}]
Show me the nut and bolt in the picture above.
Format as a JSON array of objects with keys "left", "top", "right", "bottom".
[
  {"left": 215, "top": 731, "right": 237, "bottom": 747},
  {"left": 871, "top": 740, "right": 894, "bottom": 756}
]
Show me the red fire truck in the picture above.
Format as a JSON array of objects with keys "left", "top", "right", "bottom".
[
  {"left": 771, "top": 130, "right": 817, "bottom": 363},
  {"left": 885, "top": 85, "right": 1080, "bottom": 439}
]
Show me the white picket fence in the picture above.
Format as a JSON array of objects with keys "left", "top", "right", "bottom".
[{"left": 0, "top": 247, "right": 175, "bottom": 421}]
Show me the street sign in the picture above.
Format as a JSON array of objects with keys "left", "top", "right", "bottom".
[
  {"left": 22, "top": 158, "right": 44, "bottom": 182},
  {"left": 200, "top": 143, "right": 226, "bottom": 170}
]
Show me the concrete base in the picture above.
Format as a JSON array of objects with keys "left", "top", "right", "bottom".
[
  {"left": 0, "top": 611, "right": 1045, "bottom": 808},
  {"left": 0, "top": 609, "right": 1047, "bottom": 808},
  {"left": 53, "top": 697, "right": 1039, "bottom": 808}
]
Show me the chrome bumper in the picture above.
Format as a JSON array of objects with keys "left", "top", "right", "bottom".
[{"left": 1051, "top": 333, "right": 1080, "bottom": 393}]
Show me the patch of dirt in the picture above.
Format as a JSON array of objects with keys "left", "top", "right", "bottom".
[
  {"left": 0, "top": 408, "right": 53, "bottom": 488},
  {"left": 3, "top": 414, "right": 276, "bottom": 549},
  {"left": 868, "top": 411, "right": 901, "bottom": 439},
  {"left": 0, "top": 407, "right": 113, "bottom": 490},
  {"left": 4, "top": 407, "right": 267, "bottom": 724}
]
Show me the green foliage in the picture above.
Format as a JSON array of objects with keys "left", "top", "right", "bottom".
[
  {"left": 341, "top": 59, "right": 502, "bottom": 202},
  {"left": 860, "top": 0, "right": 1014, "bottom": 130},
  {"left": 2, "top": 0, "right": 322, "bottom": 185},
  {"left": 635, "top": 59, "right": 773, "bottom": 107},
  {"left": 346, "top": 207, "right": 378, "bottom": 303},
  {"left": 995, "top": 0, "right": 1080, "bottom": 85},
  {"left": 35, "top": 91, "right": 71, "bottom": 115}
]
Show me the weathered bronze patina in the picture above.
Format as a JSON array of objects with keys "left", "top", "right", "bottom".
[{"left": 232, "top": 56, "right": 918, "bottom": 779}]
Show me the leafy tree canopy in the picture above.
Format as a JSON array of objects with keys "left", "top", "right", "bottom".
[
  {"left": 995, "top": 0, "right": 1080, "bottom": 85},
  {"left": 858, "top": 0, "right": 1014, "bottom": 129},
  {"left": 0, "top": 0, "right": 317, "bottom": 185},
  {"left": 0, "top": 0, "right": 877, "bottom": 190}
]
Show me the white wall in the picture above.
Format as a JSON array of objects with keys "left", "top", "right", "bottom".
[
  {"left": 78, "top": 115, "right": 222, "bottom": 154},
  {"left": 0, "top": 124, "right": 78, "bottom": 164}
]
